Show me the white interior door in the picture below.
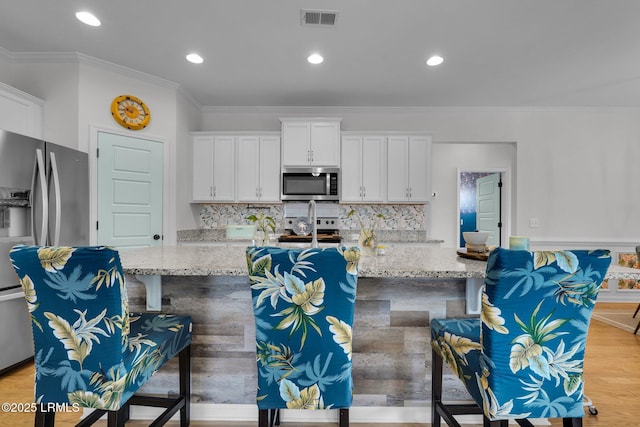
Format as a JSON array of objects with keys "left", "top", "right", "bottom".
[
  {"left": 476, "top": 173, "right": 501, "bottom": 246},
  {"left": 97, "top": 131, "right": 163, "bottom": 249}
]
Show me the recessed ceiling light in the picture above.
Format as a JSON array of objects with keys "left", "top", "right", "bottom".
[
  {"left": 307, "top": 53, "right": 324, "bottom": 65},
  {"left": 75, "top": 11, "right": 101, "bottom": 27},
  {"left": 426, "top": 55, "right": 444, "bottom": 66},
  {"left": 186, "top": 53, "right": 204, "bottom": 64}
]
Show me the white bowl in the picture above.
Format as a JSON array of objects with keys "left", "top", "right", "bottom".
[{"left": 463, "top": 231, "right": 489, "bottom": 245}]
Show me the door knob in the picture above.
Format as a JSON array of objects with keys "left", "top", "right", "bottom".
[{"left": 153, "top": 234, "right": 161, "bottom": 240}]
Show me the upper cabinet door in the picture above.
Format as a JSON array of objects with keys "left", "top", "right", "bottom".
[
  {"left": 0, "top": 82, "right": 44, "bottom": 138},
  {"left": 258, "top": 135, "right": 281, "bottom": 202},
  {"left": 281, "top": 121, "right": 311, "bottom": 166},
  {"left": 386, "top": 136, "right": 410, "bottom": 202},
  {"left": 236, "top": 135, "right": 261, "bottom": 202},
  {"left": 309, "top": 121, "right": 340, "bottom": 166},
  {"left": 211, "top": 135, "right": 236, "bottom": 201},
  {"left": 340, "top": 136, "right": 364, "bottom": 202},
  {"left": 361, "top": 135, "right": 385, "bottom": 202},
  {"left": 192, "top": 135, "right": 214, "bottom": 202},
  {"left": 407, "top": 136, "right": 431, "bottom": 202}
]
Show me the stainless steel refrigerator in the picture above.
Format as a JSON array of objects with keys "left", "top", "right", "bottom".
[{"left": 0, "top": 129, "right": 89, "bottom": 373}]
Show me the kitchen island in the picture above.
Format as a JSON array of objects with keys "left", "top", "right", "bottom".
[{"left": 118, "top": 245, "right": 640, "bottom": 424}]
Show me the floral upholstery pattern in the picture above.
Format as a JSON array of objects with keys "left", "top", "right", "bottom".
[
  {"left": 431, "top": 248, "right": 611, "bottom": 422},
  {"left": 246, "top": 246, "right": 360, "bottom": 411},
  {"left": 10, "top": 245, "right": 192, "bottom": 411}
]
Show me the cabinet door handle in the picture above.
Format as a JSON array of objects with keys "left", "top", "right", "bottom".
[
  {"left": 362, "top": 186, "right": 366, "bottom": 198},
  {"left": 213, "top": 185, "right": 216, "bottom": 197},
  {"left": 311, "top": 150, "right": 314, "bottom": 162},
  {"left": 210, "top": 186, "right": 213, "bottom": 197},
  {"left": 307, "top": 150, "right": 310, "bottom": 162}
]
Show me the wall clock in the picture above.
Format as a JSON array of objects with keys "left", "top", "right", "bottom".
[{"left": 110, "top": 95, "right": 151, "bottom": 130}]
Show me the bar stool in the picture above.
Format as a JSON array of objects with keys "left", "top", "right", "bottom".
[
  {"left": 246, "top": 246, "right": 360, "bottom": 427},
  {"left": 431, "top": 247, "right": 611, "bottom": 426},
  {"left": 10, "top": 245, "right": 192, "bottom": 427}
]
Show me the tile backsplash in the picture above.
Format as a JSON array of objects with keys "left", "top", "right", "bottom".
[{"left": 197, "top": 203, "right": 425, "bottom": 231}]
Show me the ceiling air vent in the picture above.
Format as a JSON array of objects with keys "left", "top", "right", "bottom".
[{"left": 301, "top": 9, "right": 338, "bottom": 26}]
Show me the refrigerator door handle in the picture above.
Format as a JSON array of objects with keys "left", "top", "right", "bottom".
[
  {"left": 31, "top": 148, "right": 48, "bottom": 245},
  {"left": 49, "top": 151, "right": 62, "bottom": 246}
]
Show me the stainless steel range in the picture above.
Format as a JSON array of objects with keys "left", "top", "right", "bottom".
[{"left": 278, "top": 202, "right": 342, "bottom": 244}]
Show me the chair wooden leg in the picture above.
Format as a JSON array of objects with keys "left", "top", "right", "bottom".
[
  {"left": 34, "top": 408, "right": 55, "bottom": 427},
  {"left": 635, "top": 319, "right": 640, "bottom": 335},
  {"left": 562, "top": 418, "right": 583, "bottom": 427},
  {"left": 431, "top": 348, "right": 443, "bottom": 427},
  {"left": 633, "top": 302, "right": 640, "bottom": 318},
  {"left": 179, "top": 345, "right": 191, "bottom": 427},
  {"left": 106, "top": 407, "right": 127, "bottom": 427},
  {"left": 258, "top": 409, "right": 269, "bottom": 427},
  {"left": 483, "top": 416, "right": 508, "bottom": 426},
  {"left": 339, "top": 408, "right": 349, "bottom": 426}
]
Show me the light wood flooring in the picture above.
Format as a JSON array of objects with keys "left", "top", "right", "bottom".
[{"left": 1, "top": 302, "right": 637, "bottom": 427}]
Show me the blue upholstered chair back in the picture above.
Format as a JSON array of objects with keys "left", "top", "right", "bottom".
[
  {"left": 246, "top": 246, "right": 360, "bottom": 410},
  {"left": 10, "top": 245, "right": 192, "bottom": 412},
  {"left": 10, "top": 246, "right": 129, "bottom": 404},
  {"left": 480, "top": 248, "right": 611, "bottom": 418}
]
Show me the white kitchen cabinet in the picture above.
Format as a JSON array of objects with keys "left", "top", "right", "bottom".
[
  {"left": 387, "top": 135, "right": 432, "bottom": 202},
  {"left": 237, "top": 135, "right": 281, "bottom": 202},
  {"left": 0, "top": 82, "right": 44, "bottom": 138},
  {"left": 341, "top": 135, "right": 385, "bottom": 202},
  {"left": 192, "top": 135, "right": 214, "bottom": 201},
  {"left": 191, "top": 135, "right": 235, "bottom": 202},
  {"left": 281, "top": 118, "right": 341, "bottom": 167}
]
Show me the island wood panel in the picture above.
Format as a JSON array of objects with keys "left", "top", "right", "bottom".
[{"left": 123, "top": 275, "right": 474, "bottom": 407}]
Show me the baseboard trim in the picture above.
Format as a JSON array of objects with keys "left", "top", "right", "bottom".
[{"left": 85, "top": 403, "right": 550, "bottom": 425}]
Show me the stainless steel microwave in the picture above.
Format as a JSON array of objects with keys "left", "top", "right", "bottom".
[{"left": 281, "top": 167, "right": 339, "bottom": 201}]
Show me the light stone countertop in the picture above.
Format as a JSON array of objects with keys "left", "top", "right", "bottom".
[{"left": 118, "top": 245, "right": 640, "bottom": 280}]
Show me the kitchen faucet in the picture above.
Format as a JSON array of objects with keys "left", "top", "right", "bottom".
[{"left": 307, "top": 200, "right": 318, "bottom": 248}]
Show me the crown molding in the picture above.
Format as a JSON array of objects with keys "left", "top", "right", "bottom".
[
  {"left": 0, "top": 47, "right": 179, "bottom": 91},
  {"left": 200, "top": 104, "right": 640, "bottom": 115}
]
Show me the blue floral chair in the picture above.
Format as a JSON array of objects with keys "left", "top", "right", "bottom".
[
  {"left": 9, "top": 245, "right": 192, "bottom": 427},
  {"left": 246, "top": 246, "right": 360, "bottom": 427},
  {"left": 431, "top": 248, "right": 611, "bottom": 427}
]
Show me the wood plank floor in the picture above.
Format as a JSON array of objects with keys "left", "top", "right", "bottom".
[{"left": 1, "top": 302, "right": 637, "bottom": 427}]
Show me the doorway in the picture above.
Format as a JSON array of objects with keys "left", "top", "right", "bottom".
[
  {"left": 96, "top": 131, "right": 164, "bottom": 249},
  {"left": 457, "top": 170, "right": 506, "bottom": 248}
]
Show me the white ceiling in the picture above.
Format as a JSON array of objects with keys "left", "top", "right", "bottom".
[{"left": 1, "top": 0, "right": 640, "bottom": 108}]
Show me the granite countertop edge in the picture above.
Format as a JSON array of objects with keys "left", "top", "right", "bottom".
[
  {"left": 119, "top": 245, "right": 639, "bottom": 280},
  {"left": 176, "top": 229, "right": 445, "bottom": 244}
]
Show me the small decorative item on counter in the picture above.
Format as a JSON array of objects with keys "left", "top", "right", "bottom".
[
  {"left": 509, "top": 235, "right": 530, "bottom": 250},
  {"left": 377, "top": 245, "right": 386, "bottom": 256},
  {"left": 347, "top": 208, "right": 386, "bottom": 257},
  {"left": 246, "top": 212, "right": 276, "bottom": 246},
  {"left": 462, "top": 230, "right": 490, "bottom": 253}
]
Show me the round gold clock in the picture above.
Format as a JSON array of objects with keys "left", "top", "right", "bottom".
[{"left": 110, "top": 95, "right": 151, "bottom": 130}]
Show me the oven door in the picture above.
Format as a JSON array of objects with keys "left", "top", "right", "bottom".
[{"left": 281, "top": 171, "right": 339, "bottom": 201}]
